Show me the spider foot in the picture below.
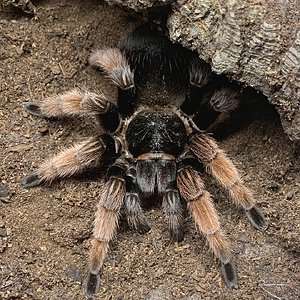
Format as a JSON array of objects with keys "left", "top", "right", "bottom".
[
  {"left": 189, "top": 57, "right": 211, "bottom": 87},
  {"left": 89, "top": 48, "right": 134, "bottom": 90},
  {"left": 21, "top": 172, "right": 42, "bottom": 188},
  {"left": 221, "top": 260, "right": 238, "bottom": 289},
  {"left": 209, "top": 87, "right": 240, "bottom": 113},
  {"left": 170, "top": 227, "right": 184, "bottom": 243},
  {"left": 84, "top": 272, "right": 100, "bottom": 299},
  {"left": 23, "top": 101, "right": 43, "bottom": 117},
  {"left": 245, "top": 206, "right": 267, "bottom": 231},
  {"left": 136, "top": 220, "right": 151, "bottom": 235}
]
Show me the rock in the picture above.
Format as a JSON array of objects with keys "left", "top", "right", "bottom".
[
  {"left": 0, "top": 228, "right": 6, "bottom": 237},
  {"left": 0, "top": 184, "right": 9, "bottom": 198},
  {"left": 66, "top": 266, "right": 82, "bottom": 283},
  {"left": 105, "top": 0, "right": 171, "bottom": 11},
  {"left": 0, "top": 237, "right": 7, "bottom": 253},
  {"left": 144, "top": 285, "right": 172, "bottom": 300},
  {"left": 1, "top": 0, "right": 36, "bottom": 15},
  {"left": 50, "top": 65, "right": 61, "bottom": 75},
  {"left": 104, "top": 0, "right": 300, "bottom": 141}
]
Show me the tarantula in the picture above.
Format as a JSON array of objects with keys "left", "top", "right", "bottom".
[{"left": 21, "top": 24, "right": 267, "bottom": 297}]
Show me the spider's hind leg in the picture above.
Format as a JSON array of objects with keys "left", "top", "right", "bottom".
[
  {"left": 177, "top": 163, "right": 237, "bottom": 288},
  {"left": 85, "top": 162, "right": 126, "bottom": 297},
  {"left": 189, "top": 132, "right": 267, "bottom": 231}
]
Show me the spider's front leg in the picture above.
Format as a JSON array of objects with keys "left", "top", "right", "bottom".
[
  {"left": 177, "top": 163, "right": 237, "bottom": 288},
  {"left": 89, "top": 48, "right": 134, "bottom": 90},
  {"left": 84, "top": 163, "right": 126, "bottom": 297},
  {"left": 181, "top": 57, "right": 240, "bottom": 134},
  {"left": 21, "top": 134, "right": 115, "bottom": 188},
  {"left": 89, "top": 48, "right": 137, "bottom": 117},
  {"left": 23, "top": 90, "right": 120, "bottom": 132},
  {"left": 189, "top": 132, "right": 267, "bottom": 231}
]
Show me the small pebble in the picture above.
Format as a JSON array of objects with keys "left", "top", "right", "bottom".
[
  {"left": 0, "top": 184, "right": 9, "bottom": 198},
  {"left": 66, "top": 266, "right": 82, "bottom": 283},
  {"left": 0, "top": 228, "right": 6, "bottom": 237},
  {"left": 51, "top": 65, "right": 61, "bottom": 75},
  {"left": 116, "top": 294, "right": 124, "bottom": 300}
]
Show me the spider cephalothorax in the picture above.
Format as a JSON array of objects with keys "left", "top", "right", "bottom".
[{"left": 22, "top": 24, "right": 267, "bottom": 297}]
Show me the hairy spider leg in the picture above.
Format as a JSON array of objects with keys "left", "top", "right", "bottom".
[
  {"left": 181, "top": 57, "right": 241, "bottom": 134},
  {"left": 21, "top": 135, "right": 116, "bottom": 188},
  {"left": 189, "top": 56, "right": 212, "bottom": 88},
  {"left": 84, "top": 162, "right": 127, "bottom": 297},
  {"left": 177, "top": 163, "right": 237, "bottom": 288},
  {"left": 124, "top": 172, "right": 151, "bottom": 234},
  {"left": 23, "top": 89, "right": 120, "bottom": 132},
  {"left": 159, "top": 160, "right": 185, "bottom": 242},
  {"left": 162, "top": 187, "right": 185, "bottom": 242},
  {"left": 89, "top": 48, "right": 134, "bottom": 90},
  {"left": 119, "top": 24, "right": 192, "bottom": 87},
  {"left": 189, "top": 132, "right": 267, "bottom": 231},
  {"left": 89, "top": 48, "right": 137, "bottom": 117}
]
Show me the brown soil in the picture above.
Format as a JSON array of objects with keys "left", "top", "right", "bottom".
[{"left": 0, "top": 1, "right": 299, "bottom": 299}]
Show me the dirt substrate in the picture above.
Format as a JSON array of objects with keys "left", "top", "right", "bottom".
[{"left": 0, "top": 1, "right": 299, "bottom": 299}]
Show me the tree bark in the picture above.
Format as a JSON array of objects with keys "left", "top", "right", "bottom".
[{"left": 105, "top": 0, "right": 300, "bottom": 141}]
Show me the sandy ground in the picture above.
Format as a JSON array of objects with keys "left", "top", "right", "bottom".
[{"left": 0, "top": 1, "right": 299, "bottom": 299}]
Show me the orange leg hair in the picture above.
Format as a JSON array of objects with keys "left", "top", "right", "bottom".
[
  {"left": 177, "top": 166, "right": 237, "bottom": 288},
  {"left": 189, "top": 132, "right": 267, "bottom": 231},
  {"left": 23, "top": 89, "right": 113, "bottom": 119},
  {"left": 89, "top": 48, "right": 134, "bottom": 90},
  {"left": 21, "top": 137, "right": 104, "bottom": 188},
  {"left": 84, "top": 177, "right": 125, "bottom": 297}
]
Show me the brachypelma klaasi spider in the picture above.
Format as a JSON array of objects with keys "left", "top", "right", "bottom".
[{"left": 21, "top": 24, "right": 267, "bottom": 297}]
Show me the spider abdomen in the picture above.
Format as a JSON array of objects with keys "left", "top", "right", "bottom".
[
  {"left": 125, "top": 110, "right": 187, "bottom": 158},
  {"left": 120, "top": 24, "right": 192, "bottom": 86}
]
